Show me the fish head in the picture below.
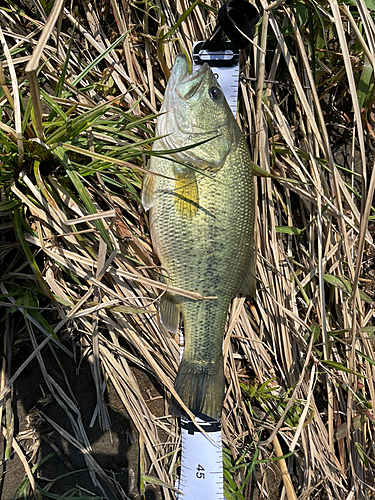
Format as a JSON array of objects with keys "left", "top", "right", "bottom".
[{"left": 157, "top": 54, "right": 236, "bottom": 170}]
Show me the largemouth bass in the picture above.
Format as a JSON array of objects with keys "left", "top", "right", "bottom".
[{"left": 142, "top": 54, "right": 255, "bottom": 421}]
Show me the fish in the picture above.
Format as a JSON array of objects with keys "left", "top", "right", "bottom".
[{"left": 141, "top": 53, "right": 255, "bottom": 422}]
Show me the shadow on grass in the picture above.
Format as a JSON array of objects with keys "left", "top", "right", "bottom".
[{"left": 0, "top": 339, "right": 160, "bottom": 500}]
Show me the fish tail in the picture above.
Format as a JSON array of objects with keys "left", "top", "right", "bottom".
[{"left": 170, "top": 356, "right": 224, "bottom": 422}]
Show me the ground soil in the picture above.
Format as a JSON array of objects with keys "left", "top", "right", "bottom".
[{"left": 0, "top": 340, "right": 163, "bottom": 500}]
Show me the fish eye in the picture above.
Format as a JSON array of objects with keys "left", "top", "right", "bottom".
[{"left": 209, "top": 86, "right": 221, "bottom": 100}]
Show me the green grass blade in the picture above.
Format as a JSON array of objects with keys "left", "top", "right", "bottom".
[
  {"left": 53, "top": 146, "right": 112, "bottom": 249},
  {"left": 72, "top": 31, "right": 129, "bottom": 87}
]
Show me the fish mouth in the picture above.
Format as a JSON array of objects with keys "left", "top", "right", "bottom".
[
  {"left": 172, "top": 54, "right": 210, "bottom": 101},
  {"left": 161, "top": 54, "right": 222, "bottom": 136}
]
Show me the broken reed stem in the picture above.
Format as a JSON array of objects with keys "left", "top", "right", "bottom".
[
  {"left": 272, "top": 436, "right": 297, "bottom": 500},
  {"left": 2, "top": 426, "right": 36, "bottom": 494}
]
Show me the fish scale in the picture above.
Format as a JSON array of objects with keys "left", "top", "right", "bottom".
[{"left": 142, "top": 54, "right": 254, "bottom": 421}]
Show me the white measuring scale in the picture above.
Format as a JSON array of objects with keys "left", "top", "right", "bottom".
[
  {"left": 193, "top": 42, "right": 240, "bottom": 117},
  {"left": 177, "top": 418, "right": 224, "bottom": 499}
]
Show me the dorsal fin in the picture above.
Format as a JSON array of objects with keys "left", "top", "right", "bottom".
[{"left": 239, "top": 250, "right": 256, "bottom": 297}]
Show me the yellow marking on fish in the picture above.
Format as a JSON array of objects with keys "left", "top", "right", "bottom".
[{"left": 174, "top": 171, "right": 199, "bottom": 219}]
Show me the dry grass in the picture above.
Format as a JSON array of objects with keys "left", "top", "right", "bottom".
[{"left": 1, "top": 0, "right": 375, "bottom": 499}]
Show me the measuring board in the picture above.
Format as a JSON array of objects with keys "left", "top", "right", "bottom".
[
  {"left": 193, "top": 42, "right": 240, "bottom": 118},
  {"left": 176, "top": 326, "right": 225, "bottom": 499},
  {"left": 176, "top": 419, "right": 224, "bottom": 499},
  {"left": 175, "top": 45, "right": 239, "bottom": 500}
]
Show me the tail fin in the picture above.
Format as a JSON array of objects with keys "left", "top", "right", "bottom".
[{"left": 170, "top": 357, "right": 224, "bottom": 421}]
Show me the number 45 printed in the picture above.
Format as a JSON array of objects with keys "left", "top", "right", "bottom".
[{"left": 196, "top": 464, "right": 205, "bottom": 479}]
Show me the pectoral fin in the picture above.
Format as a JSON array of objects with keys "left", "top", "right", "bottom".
[
  {"left": 160, "top": 291, "right": 180, "bottom": 333},
  {"left": 141, "top": 173, "right": 154, "bottom": 211},
  {"left": 174, "top": 169, "right": 199, "bottom": 219},
  {"left": 239, "top": 251, "right": 257, "bottom": 297}
]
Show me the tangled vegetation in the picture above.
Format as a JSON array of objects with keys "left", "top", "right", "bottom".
[{"left": 1, "top": 0, "right": 375, "bottom": 498}]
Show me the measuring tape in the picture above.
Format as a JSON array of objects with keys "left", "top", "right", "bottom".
[{"left": 175, "top": 2, "right": 260, "bottom": 492}]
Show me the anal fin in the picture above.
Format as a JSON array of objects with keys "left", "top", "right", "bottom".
[{"left": 160, "top": 291, "right": 180, "bottom": 333}]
